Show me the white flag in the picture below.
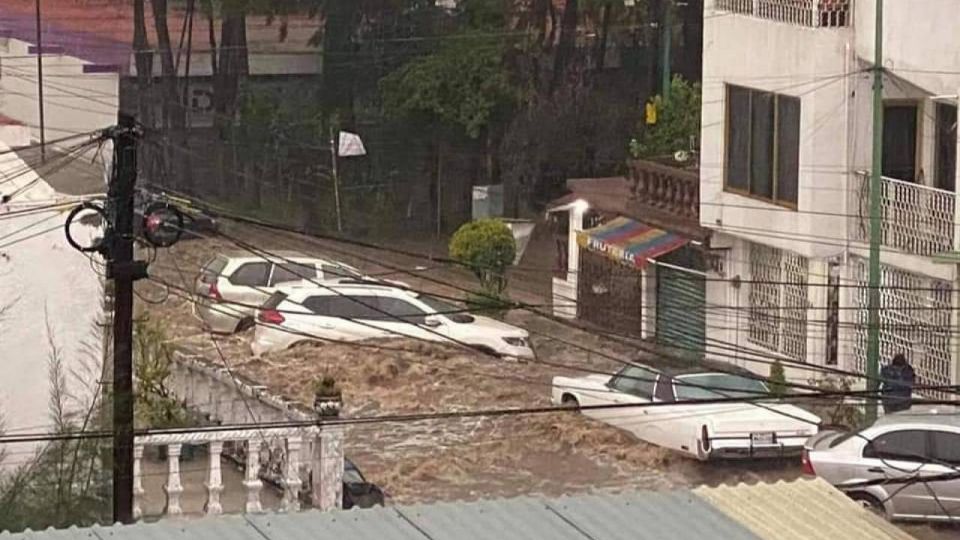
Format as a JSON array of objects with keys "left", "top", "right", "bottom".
[{"left": 338, "top": 131, "right": 366, "bottom": 157}]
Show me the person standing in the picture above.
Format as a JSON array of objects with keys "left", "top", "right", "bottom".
[{"left": 880, "top": 354, "right": 916, "bottom": 414}]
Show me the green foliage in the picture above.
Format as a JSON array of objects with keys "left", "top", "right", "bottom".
[
  {"left": 768, "top": 359, "right": 787, "bottom": 399},
  {"left": 629, "top": 75, "right": 702, "bottom": 159},
  {"left": 380, "top": 35, "right": 524, "bottom": 139},
  {"left": 312, "top": 376, "right": 341, "bottom": 398},
  {"left": 449, "top": 218, "right": 516, "bottom": 296},
  {"left": 807, "top": 377, "right": 865, "bottom": 430},
  {"left": 135, "top": 318, "right": 189, "bottom": 429}
]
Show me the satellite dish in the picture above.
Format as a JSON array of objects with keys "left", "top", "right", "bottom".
[{"left": 673, "top": 150, "right": 690, "bottom": 163}]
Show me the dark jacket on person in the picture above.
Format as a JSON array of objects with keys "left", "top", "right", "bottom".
[{"left": 880, "top": 362, "right": 915, "bottom": 413}]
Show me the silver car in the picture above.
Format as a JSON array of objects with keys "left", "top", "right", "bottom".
[
  {"left": 194, "top": 251, "right": 368, "bottom": 333},
  {"left": 803, "top": 405, "right": 960, "bottom": 522}
]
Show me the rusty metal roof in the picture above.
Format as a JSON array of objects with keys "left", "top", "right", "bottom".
[{"left": 1, "top": 479, "right": 912, "bottom": 540}]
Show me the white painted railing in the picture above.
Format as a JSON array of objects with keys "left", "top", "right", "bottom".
[
  {"left": 851, "top": 171, "right": 956, "bottom": 257},
  {"left": 133, "top": 425, "right": 331, "bottom": 519},
  {"left": 715, "top": 0, "right": 850, "bottom": 28}
]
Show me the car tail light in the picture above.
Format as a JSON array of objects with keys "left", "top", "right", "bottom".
[
  {"left": 258, "top": 309, "right": 285, "bottom": 325},
  {"left": 701, "top": 425, "right": 711, "bottom": 452},
  {"left": 207, "top": 282, "right": 223, "bottom": 302},
  {"left": 801, "top": 448, "right": 816, "bottom": 476}
]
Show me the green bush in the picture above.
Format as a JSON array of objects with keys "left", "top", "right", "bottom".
[
  {"left": 768, "top": 359, "right": 787, "bottom": 399},
  {"left": 449, "top": 219, "right": 516, "bottom": 297},
  {"left": 629, "top": 75, "right": 701, "bottom": 159}
]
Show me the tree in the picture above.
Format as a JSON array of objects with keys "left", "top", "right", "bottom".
[
  {"left": 449, "top": 218, "right": 516, "bottom": 298},
  {"left": 629, "top": 75, "right": 701, "bottom": 159}
]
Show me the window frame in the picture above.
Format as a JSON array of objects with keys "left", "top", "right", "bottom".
[
  {"left": 608, "top": 365, "right": 657, "bottom": 399},
  {"left": 228, "top": 261, "right": 271, "bottom": 287},
  {"left": 723, "top": 84, "right": 801, "bottom": 209},
  {"left": 269, "top": 261, "right": 319, "bottom": 287}
]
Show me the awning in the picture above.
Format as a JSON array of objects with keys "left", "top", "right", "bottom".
[{"left": 577, "top": 216, "right": 688, "bottom": 269}]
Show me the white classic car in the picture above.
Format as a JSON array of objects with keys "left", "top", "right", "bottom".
[{"left": 552, "top": 362, "right": 821, "bottom": 460}]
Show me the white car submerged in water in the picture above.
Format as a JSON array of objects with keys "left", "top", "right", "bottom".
[{"left": 552, "top": 362, "right": 820, "bottom": 460}]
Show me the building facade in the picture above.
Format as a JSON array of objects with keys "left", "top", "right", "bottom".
[{"left": 700, "top": 0, "right": 960, "bottom": 390}]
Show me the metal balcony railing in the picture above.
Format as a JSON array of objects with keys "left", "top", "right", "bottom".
[
  {"left": 851, "top": 171, "right": 956, "bottom": 257},
  {"left": 716, "top": 0, "right": 851, "bottom": 28}
]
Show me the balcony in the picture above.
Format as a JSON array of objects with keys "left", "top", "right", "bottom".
[
  {"left": 627, "top": 159, "right": 704, "bottom": 240},
  {"left": 715, "top": 0, "right": 851, "bottom": 28},
  {"left": 851, "top": 171, "right": 956, "bottom": 257}
]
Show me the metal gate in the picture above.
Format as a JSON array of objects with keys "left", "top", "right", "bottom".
[
  {"left": 577, "top": 248, "right": 643, "bottom": 336},
  {"left": 656, "top": 249, "right": 706, "bottom": 359}
]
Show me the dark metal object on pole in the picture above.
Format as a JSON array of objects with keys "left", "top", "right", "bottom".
[
  {"left": 34, "top": 0, "right": 46, "bottom": 162},
  {"left": 108, "top": 114, "right": 144, "bottom": 524}
]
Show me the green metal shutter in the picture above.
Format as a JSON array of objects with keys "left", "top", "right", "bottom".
[{"left": 656, "top": 265, "right": 706, "bottom": 359}]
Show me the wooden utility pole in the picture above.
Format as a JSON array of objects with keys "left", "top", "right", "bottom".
[
  {"left": 107, "top": 114, "right": 145, "bottom": 523},
  {"left": 865, "top": 0, "right": 884, "bottom": 423}
]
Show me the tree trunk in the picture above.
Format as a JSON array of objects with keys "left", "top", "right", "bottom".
[
  {"left": 551, "top": 0, "right": 578, "bottom": 93},
  {"left": 595, "top": 3, "right": 612, "bottom": 74},
  {"left": 322, "top": 0, "right": 359, "bottom": 125},
  {"left": 647, "top": 0, "right": 662, "bottom": 97},
  {"left": 133, "top": 0, "right": 153, "bottom": 126},
  {"left": 151, "top": 0, "right": 184, "bottom": 189},
  {"left": 214, "top": 11, "right": 248, "bottom": 196}
]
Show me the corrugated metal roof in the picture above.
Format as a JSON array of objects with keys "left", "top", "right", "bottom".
[
  {"left": 1, "top": 479, "right": 912, "bottom": 540},
  {"left": 694, "top": 478, "right": 914, "bottom": 540}
]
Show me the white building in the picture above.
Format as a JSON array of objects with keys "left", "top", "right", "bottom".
[
  {"left": 0, "top": 119, "right": 106, "bottom": 465},
  {"left": 700, "top": 0, "right": 960, "bottom": 391}
]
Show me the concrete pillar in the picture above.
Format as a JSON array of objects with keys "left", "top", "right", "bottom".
[
  {"left": 204, "top": 441, "right": 224, "bottom": 515},
  {"left": 132, "top": 444, "right": 145, "bottom": 520},
  {"left": 243, "top": 439, "right": 263, "bottom": 513},
  {"left": 311, "top": 425, "right": 344, "bottom": 511},
  {"left": 282, "top": 436, "right": 304, "bottom": 512},
  {"left": 163, "top": 444, "right": 184, "bottom": 516}
]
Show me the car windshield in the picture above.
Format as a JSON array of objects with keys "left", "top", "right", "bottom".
[
  {"left": 674, "top": 373, "right": 769, "bottom": 401},
  {"left": 420, "top": 295, "right": 474, "bottom": 323}
]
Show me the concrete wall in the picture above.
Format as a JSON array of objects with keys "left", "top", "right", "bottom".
[
  {"left": 0, "top": 37, "right": 119, "bottom": 144},
  {"left": 700, "top": 1, "right": 855, "bottom": 261},
  {"left": 0, "top": 141, "right": 104, "bottom": 466}
]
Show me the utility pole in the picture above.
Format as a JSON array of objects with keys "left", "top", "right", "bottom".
[
  {"left": 34, "top": 0, "right": 46, "bottom": 162},
  {"left": 865, "top": 0, "right": 884, "bottom": 423},
  {"left": 329, "top": 126, "right": 343, "bottom": 233},
  {"left": 107, "top": 114, "right": 145, "bottom": 524},
  {"left": 660, "top": 0, "right": 673, "bottom": 98}
]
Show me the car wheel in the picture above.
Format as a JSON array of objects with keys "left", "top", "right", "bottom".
[
  {"left": 561, "top": 394, "right": 580, "bottom": 408},
  {"left": 849, "top": 492, "right": 886, "bottom": 517}
]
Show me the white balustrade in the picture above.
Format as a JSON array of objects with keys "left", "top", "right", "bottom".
[
  {"left": 851, "top": 171, "right": 956, "bottom": 257},
  {"left": 204, "top": 441, "right": 224, "bottom": 515},
  {"left": 716, "top": 0, "right": 850, "bottom": 27},
  {"left": 163, "top": 444, "right": 185, "bottom": 516},
  {"left": 133, "top": 426, "right": 330, "bottom": 518}
]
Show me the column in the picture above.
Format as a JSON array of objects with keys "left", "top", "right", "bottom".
[
  {"left": 311, "top": 426, "right": 344, "bottom": 511},
  {"left": 281, "top": 436, "right": 304, "bottom": 512},
  {"left": 243, "top": 439, "right": 263, "bottom": 513},
  {"left": 163, "top": 444, "right": 184, "bottom": 516},
  {"left": 953, "top": 89, "right": 960, "bottom": 390},
  {"left": 132, "top": 444, "right": 145, "bottom": 520},
  {"left": 204, "top": 441, "right": 224, "bottom": 515}
]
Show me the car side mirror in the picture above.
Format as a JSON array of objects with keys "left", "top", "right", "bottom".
[{"left": 423, "top": 316, "right": 442, "bottom": 328}]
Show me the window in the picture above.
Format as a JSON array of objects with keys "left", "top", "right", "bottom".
[
  {"left": 229, "top": 262, "right": 270, "bottom": 287},
  {"left": 270, "top": 262, "right": 319, "bottom": 286},
  {"left": 725, "top": 85, "right": 801, "bottom": 205},
  {"left": 882, "top": 103, "right": 919, "bottom": 182},
  {"left": 608, "top": 365, "right": 657, "bottom": 398},
  {"left": 935, "top": 103, "right": 957, "bottom": 192},
  {"left": 748, "top": 243, "right": 809, "bottom": 361},
  {"left": 863, "top": 430, "right": 929, "bottom": 462},
  {"left": 674, "top": 373, "right": 768, "bottom": 401},
  {"left": 200, "top": 256, "right": 228, "bottom": 284},
  {"left": 305, "top": 295, "right": 382, "bottom": 319},
  {"left": 930, "top": 431, "right": 960, "bottom": 465},
  {"left": 376, "top": 297, "right": 427, "bottom": 324}
]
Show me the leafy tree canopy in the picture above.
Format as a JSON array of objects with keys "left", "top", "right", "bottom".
[
  {"left": 630, "top": 75, "right": 701, "bottom": 159},
  {"left": 380, "top": 35, "right": 524, "bottom": 139},
  {"left": 449, "top": 218, "right": 516, "bottom": 295}
]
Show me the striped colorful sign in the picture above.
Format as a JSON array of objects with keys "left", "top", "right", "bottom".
[{"left": 577, "top": 216, "right": 688, "bottom": 269}]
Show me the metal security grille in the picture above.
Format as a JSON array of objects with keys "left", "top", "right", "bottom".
[
  {"left": 851, "top": 259, "right": 953, "bottom": 399},
  {"left": 577, "top": 248, "right": 643, "bottom": 337},
  {"left": 747, "top": 243, "right": 809, "bottom": 362}
]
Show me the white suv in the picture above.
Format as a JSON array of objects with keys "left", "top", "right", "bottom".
[
  {"left": 251, "top": 285, "right": 534, "bottom": 359},
  {"left": 195, "top": 252, "right": 378, "bottom": 333}
]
